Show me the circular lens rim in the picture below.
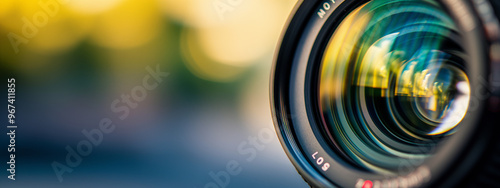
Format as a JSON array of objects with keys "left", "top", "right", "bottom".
[
  {"left": 271, "top": 0, "right": 493, "bottom": 187},
  {"left": 316, "top": 0, "right": 471, "bottom": 172}
]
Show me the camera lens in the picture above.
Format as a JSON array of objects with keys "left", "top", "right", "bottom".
[
  {"left": 272, "top": 0, "right": 500, "bottom": 187},
  {"left": 318, "top": 0, "right": 469, "bottom": 172}
]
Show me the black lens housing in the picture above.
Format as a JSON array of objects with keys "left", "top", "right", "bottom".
[{"left": 271, "top": 0, "right": 500, "bottom": 187}]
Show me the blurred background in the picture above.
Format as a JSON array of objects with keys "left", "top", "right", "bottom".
[{"left": 0, "top": 0, "right": 310, "bottom": 187}]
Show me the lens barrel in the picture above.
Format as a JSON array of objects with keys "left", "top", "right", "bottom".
[{"left": 271, "top": 0, "right": 500, "bottom": 187}]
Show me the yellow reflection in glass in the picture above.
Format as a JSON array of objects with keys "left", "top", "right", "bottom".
[{"left": 319, "top": 4, "right": 369, "bottom": 100}]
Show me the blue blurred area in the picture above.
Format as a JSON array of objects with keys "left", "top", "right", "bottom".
[{"left": 0, "top": 0, "right": 308, "bottom": 187}]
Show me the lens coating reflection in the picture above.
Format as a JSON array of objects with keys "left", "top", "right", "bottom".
[{"left": 318, "top": 0, "right": 470, "bottom": 172}]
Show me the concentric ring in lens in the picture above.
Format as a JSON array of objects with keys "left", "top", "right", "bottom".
[{"left": 317, "top": 0, "right": 470, "bottom": 172}]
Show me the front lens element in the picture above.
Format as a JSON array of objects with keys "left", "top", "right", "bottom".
[{"left": 318, "top": 0, "right": 470, "bottom": 172}]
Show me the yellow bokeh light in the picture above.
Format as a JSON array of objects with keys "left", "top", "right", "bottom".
[
  {"left": 0, "top": 0, "right": 298, "bottom": 84},
  {"left": 89, "top": 0, "right": 162, "bottom": 49},
  {"left": 0, "top": 0, "right": 15, "bottom": 18},
  {"left": 195, "top": 0, "right": 295, "bottom": 67},
  {"left": 176, "top": 0, "right": 296, "bottom": 81},
  {"left": 0, "top": 0, "right": 94, "bottom": 70},
  {"left": 66, "top": 0, "right": 124, "bottom": 14},
  {"left": 26, "top": 11, "right": 94, "bottom": 54},
  {"left": 158, "top": 0, "right": 217, "bottom": 27},
  {"left": 181, "top": 28, "right": 246, "bottom": 82}
]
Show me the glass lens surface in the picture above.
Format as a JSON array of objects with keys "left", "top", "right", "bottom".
[{"left": 318, "top": 0, "right": 470, "bottom": 172}]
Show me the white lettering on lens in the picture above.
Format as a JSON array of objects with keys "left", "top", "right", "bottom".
[
  {"left": 312, "top": 151, "right": 318, "bottom": 159},
  {"left": 317, "top": 0, "right": 336, "bottom": 19},
  {"left": 311, "top": 151, "right": 331, "bottom": 172}
]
